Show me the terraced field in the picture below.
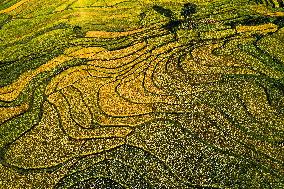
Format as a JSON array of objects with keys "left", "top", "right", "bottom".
[{"left": 0, "top": 0, "right": 284, "bottom": 188}]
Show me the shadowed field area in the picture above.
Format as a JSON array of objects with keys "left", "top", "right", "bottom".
[{"left": 0, "top": 0, "right": 284, "bottom": 188}]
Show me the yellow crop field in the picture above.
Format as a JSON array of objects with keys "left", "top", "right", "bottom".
[{"left": 0, "top": 0, "right": 284, "bottom": 188}]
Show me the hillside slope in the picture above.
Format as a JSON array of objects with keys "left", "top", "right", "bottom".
[{"left": 0, "top": 0, "right": 284, "bottom": 188}]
